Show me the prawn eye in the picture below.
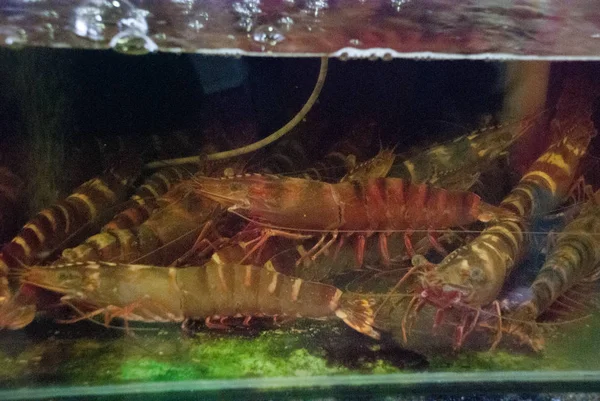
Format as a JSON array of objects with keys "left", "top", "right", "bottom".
[{"left": 468, "top": 267, "right": 485, "bottom": 282}]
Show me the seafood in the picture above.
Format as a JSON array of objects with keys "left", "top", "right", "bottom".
[
  {"left": 509, "top": 189, "right": 600, "bottom": 321},
  {"left": 388, "top": 115, "right": 538, "bottom": 190},
  {"left": 370, "top": 291, "right": 542, "bottom": 356},
  {"left": 102, "top": 165, "right": 196, "bottom": 232},
  {"left": 60, "top": 155, "right": 252, "bottom": 266},
  {"left": 20, "top": 252, "right": 378, "bottom": 339},
  {"left": 60, "top": 181, "right": 218, "bottom": 266},
  {"left": 192, "top": 174, "right": 517, "bottom": 266},
  {"left": 340, "top": 148, "right": 396, "bottom": 182},
  {"left": 408, "top": 80, "right": 597, "bottom": 347},
  {"left": 0, "top": 157, "right": 142, "bottom": 329}
]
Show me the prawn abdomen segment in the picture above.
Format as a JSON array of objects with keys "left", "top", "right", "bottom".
[{"left": 177, "top": 262, "right": 342, "bottom": 319}]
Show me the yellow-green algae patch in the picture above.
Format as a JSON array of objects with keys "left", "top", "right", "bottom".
[
  {"left": 1, "top": 314, "right": 600, "bottom": 388},
  {"left": 189, "top": 331, "right": 349, "bottom": 379},
  {"left": 121, "top": 359, "right": 200, "bottom": 382}
]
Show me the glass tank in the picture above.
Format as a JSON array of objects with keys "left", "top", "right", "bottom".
[{"left": 1, "top": 1, "right": 600, "bottom": 400}]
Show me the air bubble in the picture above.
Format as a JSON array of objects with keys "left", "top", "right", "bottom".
[
  {"left": 109, "top": 32, "right": 158, "bottom": 54},
  {"left": 186, "top": 11, "right": 208, "bottom": 32},
  {"left": 71, "top": 5, "right": 106, "bottom": 40},
  {"left": 235, "top": 16, "right": 255, "bottom": 33},
  {"left": 109, "top": 8, "right": 157, "bottom": 54},
  {"left": 170, "top": 0, "right": 196, "bottom": 6},
  {"left": 117, "top": 9, "right": 149, "bottom": 33},
  {"left": 252, "top": 25, "right": 285, "bottom": 45},
  {"left": 277, "top": 16, "right": 295, "bottom": 30},
  {"left": 71, "top": 0, "right": 136, "bottom": 41},
  {"left": 349, "top": 38, "right": 361, "bottom": 46},
  {"left": 304, "top": 0, "right": 328, "bottom": 16},
  {"left": 232, "top": 0, "right": 262, "bottom": 17},
  {"left": 41, "top": 10, "right": 60, "bottom": 19},
  {"left": 41, "top": 22, "right": 56, "bottom": 40},
  {"left": 390, "top": 0, "right": 410, "bottom": 12},
  {"left": 187, "top": 19, "right": 205, "bottom": 31}
]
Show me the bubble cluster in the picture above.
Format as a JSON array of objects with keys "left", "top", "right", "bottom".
[{"left": 252, "top": 24, "right": 285, "bottom": 45}]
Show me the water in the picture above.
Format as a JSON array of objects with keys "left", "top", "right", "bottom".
[
  {"left": 0, "top": 0, "right": 599, "bottom": 58},
  {"left": 0, "top": 15, "right": 600, "bottom": 401}
]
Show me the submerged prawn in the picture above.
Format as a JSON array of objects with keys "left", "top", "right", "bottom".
[
  {"left": 0, "top": 157, "right": 142, "bottom": 329},
  {"left": 191, "top": 174, "right": 518, "bottom": 266},
  {"left": 59, "top": 180, "right": 220, "bottom": 266},
  {"left": 508, "top": 189, "right": 600, "bottom": 323},
  {"left": 102, "top": 165, "right": 196, "bottom": 232},
  {"left": 389, "top": 114, "right": 539, "bottom": 190},
  {"left": 404, "top": 78, "right": 597, "bottom": 348},
  {"left": 19, "top": 251, "right": 379, "bottom": 339}
]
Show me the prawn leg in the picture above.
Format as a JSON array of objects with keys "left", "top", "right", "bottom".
[
  {"left": 240, "top": 229, "right": 313, "bottom": 264},
  {"left": 309, "top": 231, "right": 339, "bottom": 261},
  {"left": 171, "top": 220, "right": 221, "bottom": 266},
  {"left": 453, "top": 308, "right": 481, "bottom": 350}
]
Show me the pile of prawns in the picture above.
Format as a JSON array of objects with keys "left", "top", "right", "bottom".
[{"left": 0, "top": 74, "right": 599, "bottom": 356}]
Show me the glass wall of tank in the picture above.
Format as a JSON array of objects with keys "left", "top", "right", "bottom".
[{"left": 0, "top": 50, "right": 599, "bottom": 397}]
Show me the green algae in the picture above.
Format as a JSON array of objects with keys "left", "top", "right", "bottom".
[
  {"left": 429, "top": 351, "right": 551, "bottom": 372},
  {"left": 117, "top": 327, "right": 353, "bottom": 382},
  {"left": 121, "top": 359, "right": 200, "bottom": 382},
  {"left": 189, "top": 331, "right": 348, "bottom": 378},
  {"left": 0, "top": 314, "right": 599, "bottom": 388}
]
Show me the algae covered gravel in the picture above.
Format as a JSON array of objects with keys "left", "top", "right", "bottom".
[
  {"left": 0, "top": 320, "right": 407, "bottom": 387},
  {"left": 0, "top": 315, "right": 599, "bottom": 388}
]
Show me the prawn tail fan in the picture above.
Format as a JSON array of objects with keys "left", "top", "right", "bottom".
[{"left": 336, "top": 297, "right": 381, "bottom": 340}]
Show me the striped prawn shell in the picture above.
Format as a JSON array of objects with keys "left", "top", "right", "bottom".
[
  {"left": 389, "top": 117, "right": 535, "bottom": 189},
  {"left": 500, "top": 117, "right": 594, "bottom": 218},
  {"left": 427, "top": 108, "right": 595, "bottom": 307},
  {"left": 102, "top": 165, "right": 195, "bottom": 231},
  {"left": 24, "top": 258, "right": 344, "bottom": 323},
  {"left": 524, "top": 190, "right": 600, "bottom": 317},
  {"left": 340, "top": 148, "right": 395, "bottom": 182},
  {"left": 60, "top": 181, "right": 215, "bottom": 266},
  {"left": 0, "top": 158, "right": 141, "bottom": 319},
  {"left": 431, "top": 219, "right": 525, "bottom": 306},
  {"left": 194, "top": 174, "right": 492, "bottom": 232}
]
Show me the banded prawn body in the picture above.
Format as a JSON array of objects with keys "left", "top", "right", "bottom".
[
  {"left": 340, "top": 148, "right": 396, "bottom": 182},
  {"left": 420, "top": 83, "right": 597, "bottom": 309},
  {"left": 0, "top": 158, "right": 142, "bottom": 329},
  {"left": 407, "top": 77, "right": 598, "bottom": 349},
  {"left": 102, "top": 165, "right": 196, "bottom": 232},
  {"left": 20, "top": 256, "right": 379, "bottom": 339},
  {"left": 192, "top": 174, "right": 518, "bottom": 265},
  {"left": 510, "top": 190, "right": 600, "bottom": 321},
  {"left": 60, "top": 181, "right": 217, "bottom": 266},
  {"left": 59, "top": 158, "right": 246, "bottom": 265},
  {"left": 388, "top": 115, "right": 538, "bottom": 190}
]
